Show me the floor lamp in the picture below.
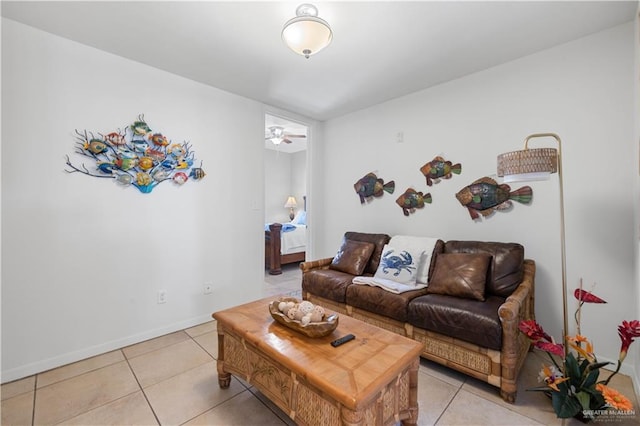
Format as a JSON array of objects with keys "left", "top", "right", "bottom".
[{"left": 497, "top": 133, "right": 568, "bottom": 360}]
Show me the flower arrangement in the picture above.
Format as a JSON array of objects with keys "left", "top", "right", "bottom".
[{"left": 519, "top": 284, "right": 639, "bottom": 421}]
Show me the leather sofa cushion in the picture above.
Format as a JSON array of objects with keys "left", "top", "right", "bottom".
[
  {"left": 344, "top": 232, "right": 391, "bottom": 275},
  {"left": 302, "top": 269, "right": 355, "bottom": 303},
  {"left": 428, "top": 239, "right": 446, "bottom": 283},
  {"left": 407, "top": 293, "right": 506, "bottom": 350},
  {"left": 330, "top": 239, "right": 375, "bottom": 276},
  {"left": 346, "top": 284, "right": 428, "bottom": 322},
  {"left": 444, "top": 241, "right": 524, "bottom": 298},
  {"left": 427, "top": 253, "right": 492, "bottom": 301}
]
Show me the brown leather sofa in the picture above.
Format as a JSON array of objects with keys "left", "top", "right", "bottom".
[{"left": 301, "top": 232, "right": 535, "bottom": 403}]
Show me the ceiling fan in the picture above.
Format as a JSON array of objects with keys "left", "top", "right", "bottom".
[{"left": 265, "top": 126, "right": 306, "bottom": 145}]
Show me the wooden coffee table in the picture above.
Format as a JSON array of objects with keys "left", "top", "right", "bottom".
[{"left": 213, "top": 296, "right": 422, "bottom": 426}]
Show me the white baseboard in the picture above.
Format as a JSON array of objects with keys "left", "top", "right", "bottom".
[{"left": 1, "top": 314, "right": 214, "bottom": 384}]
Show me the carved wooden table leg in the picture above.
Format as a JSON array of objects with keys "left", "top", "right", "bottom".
[
  {"left": 340, "top": 406, "right": 364, "bottom": 426},
  {"left": 403, "top": 359, "right": 419, "bottom": 426},
  {"left": 216, "top": 332, "right": 231, "bottom": 388}
]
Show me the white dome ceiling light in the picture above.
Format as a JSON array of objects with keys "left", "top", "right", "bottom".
[{"left": 282, "top": 4, "right": 333, "bottom": 59}]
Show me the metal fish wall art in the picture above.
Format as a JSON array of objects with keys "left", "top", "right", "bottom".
[
  {"left": 396, "top": 188, "right": 432, "bottom": 216},
  {"left": 420, "top": 156, "right": 462, "bottom": 186},
  {"left": 64, "top": 114, "right": 205, "bottom": 194},
  {"left": 354, "top": 172, "right": 395, "bottom": 204},
  {"left": 455, "top": 177, "right": 532, "bottom": 220}
]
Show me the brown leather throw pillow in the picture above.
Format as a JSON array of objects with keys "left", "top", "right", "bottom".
[
  {"left": 330, "top": 239, "right": 376, "bottom": 276},
  {"left": 426, "top": 253, "right": 492, "bottom": 301}
]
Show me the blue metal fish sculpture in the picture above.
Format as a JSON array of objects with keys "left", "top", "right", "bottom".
[
  {"left": 455, "top": 177, "right": 532, "bottom": 220},
  {"left": 354, "top": 172, "right": 395, "bottom": 204}
]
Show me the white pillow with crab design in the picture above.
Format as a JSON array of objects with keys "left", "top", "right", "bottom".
[
  {"left": 389, "top": 235, "right": 440, "bottom": 284},
  {"left": 373, "top": 244, "right": 425, "bottom": 285}
]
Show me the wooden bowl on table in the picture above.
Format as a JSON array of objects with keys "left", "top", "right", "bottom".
[{"left": 269, "top": 297, "right": 339, "bottom": 338}]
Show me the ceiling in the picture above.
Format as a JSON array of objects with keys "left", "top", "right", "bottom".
[{"left": 2, "top": 1, "right": 637, "bottom": 123}]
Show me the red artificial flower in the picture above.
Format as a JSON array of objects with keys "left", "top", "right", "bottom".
[
  {"left": 519, "top": 320, "right": 552, "bottom": 342},
  {"left": 618, "top": 320, "right": 640, "bottom": 362},
  {"left": 519, "top": 320, "right": 564, "bottom": 356},
  {"left": 535, "top": 341, "right": 565, "bottom": 357},
  {"left": 574, "top": 289, "right": 607, "bottom": 304}
]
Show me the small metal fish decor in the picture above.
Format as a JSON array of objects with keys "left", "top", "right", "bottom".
[
  {"left": 396, "top": 188, "right": 432, "bottom": 216},
  {"left": 64, "top": 114, "right": 206, "bottom": 194},
  {"left": 455, "top": 177, "right": 532, "bottom": 220},
  {"left": 420, "top": 156, "right": 462, "bottom": 186},
  {"left": 354, "top": 172, "right": 395, "bottom": 204}
]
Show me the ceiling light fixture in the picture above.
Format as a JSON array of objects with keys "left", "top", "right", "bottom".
[
  {"left": 268, "top": 126, "right": 284, "bottom": 144},
  {"left": 282, "top": 4, "right": 333, "bottom": 59}
]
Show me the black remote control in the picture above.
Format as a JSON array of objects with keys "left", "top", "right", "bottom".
[{"left": 331, "top": 334, "right": 355, "bottom": 347}]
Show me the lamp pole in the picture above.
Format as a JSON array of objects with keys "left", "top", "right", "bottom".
[
  {"left": 523, "top": 133, "right": 568, "bottom": 358},
  {"left": 497, "top": 133, "right": 568, "bottom": 360}
]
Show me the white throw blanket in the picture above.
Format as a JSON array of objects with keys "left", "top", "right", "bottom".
[{"left": 352, "top": 276, "right": 427, "bottom": 294}]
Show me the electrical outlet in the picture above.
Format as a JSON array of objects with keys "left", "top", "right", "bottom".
[
  {"left": 203, "top": 282, "right": 213, "bottom": 295},
  {"left": 158, "top": 290, "right": 167, "bottom": 304}
]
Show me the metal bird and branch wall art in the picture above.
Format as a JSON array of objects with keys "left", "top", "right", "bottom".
[{"left": 64, "top": 114, "right": 206, "bottom": 194}]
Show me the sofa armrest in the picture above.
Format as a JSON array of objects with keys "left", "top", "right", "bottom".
[
  {"left": 497, "top": 259, "right": 535, "bottom": 402},
  {"left": 300, "top": 257, "right": 334, "bottom": 273},
  {"left": 498, "top": 260, "right": 535, "bottom": 332}
]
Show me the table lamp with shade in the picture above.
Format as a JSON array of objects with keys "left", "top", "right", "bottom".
[{"left": 284, "top": 196, "right": 298, "bottom": 221}]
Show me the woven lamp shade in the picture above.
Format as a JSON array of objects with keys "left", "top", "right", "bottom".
[{"left": 497, "top": 147, "right": 558, "bottom": 177}]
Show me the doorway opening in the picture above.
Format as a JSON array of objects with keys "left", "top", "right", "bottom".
[{"left": 264, "top": 113, "right": 309, "bottom": 275}]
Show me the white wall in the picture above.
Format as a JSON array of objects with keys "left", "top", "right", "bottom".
[
  {"left": 264, "top": 150, "right": 306, "bottom": 223},
  {"left": 264, "top": 149, "right": 293, "bottom": 223},
  {"left": 291, "top": 150, "right": 307, "bottom": 213},
  {"left": 1, "top": 19, "right": 266, "bottom": 382},
  {"left": 315, "top": 23, "right": 637, "bottom": 376}
]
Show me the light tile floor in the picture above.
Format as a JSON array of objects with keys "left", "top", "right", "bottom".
[{"left": 2, "top": 264, "right": 639, "bottom": 425}]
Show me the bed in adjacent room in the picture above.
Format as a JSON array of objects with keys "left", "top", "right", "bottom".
[{"left": 265, "top": 211, "right": 306, "bottom": 275}]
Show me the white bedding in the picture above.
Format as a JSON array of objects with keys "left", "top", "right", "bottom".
[{"left": 281, "top": 224, "right": 306, "bottom": 255}]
